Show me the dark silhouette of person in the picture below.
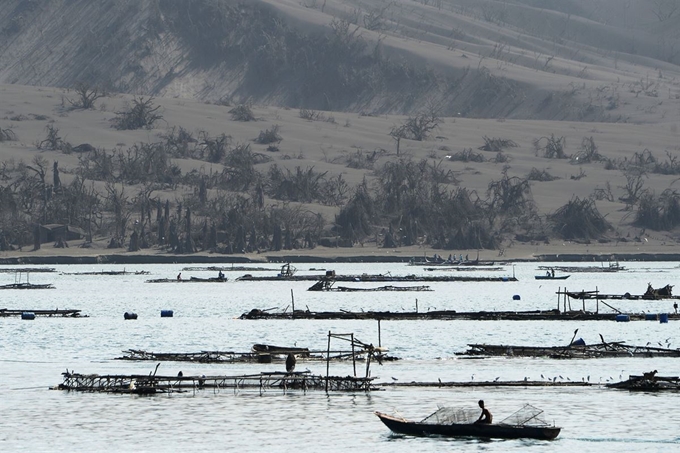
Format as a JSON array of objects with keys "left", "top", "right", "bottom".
[
  {"left": 475, "top": 400, "right": 492, "bottom": 424},
  {"left": 177, "top": 371, "right": 183, "bottom": 377},
  {"left": 218, "top": 270, "right": 225, "bottom": 280},
  {"left": 286, "top": 352, "right": 296, "bottom": 373},
  {"left": 177, "top": 272, "right": 181, "bottom": 281}
]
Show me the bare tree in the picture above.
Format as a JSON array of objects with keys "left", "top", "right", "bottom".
[
  {"left": 113, "top": 97, "right": 163, "bottom": 130},
  {"left": 67, "top": 82, "right": 106, "bottom": 110}
]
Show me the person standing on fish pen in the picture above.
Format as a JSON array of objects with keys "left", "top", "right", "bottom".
[
  {"left": 177, "top": 272, "right": 181, "bottom": 280},
  {"left": 286, "top": 352, "right": 296, "bottom": 373},
  {"left": 475, "top": 400, "right": 492, "bottom": 424}
]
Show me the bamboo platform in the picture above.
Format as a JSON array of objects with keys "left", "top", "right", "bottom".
[
  {"left": 240, "top": 308, "right": 679, "bottom": 321},
  {"left": 55, "top": 370, "right": 376, "bottom": 394},
  {"left": 0, "top": 308, "right": 84, "bottom": 317}
]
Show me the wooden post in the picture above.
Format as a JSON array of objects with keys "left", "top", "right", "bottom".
[
  {"left": 351, "top": 333, "right": 356, "bottom": 377},
  {"left": 415, "top": 299, "right": 418, "bottom": 313},
  {"left": 291, "top": 289, "right": 295, "bottom": 319},
  {"left": 365, "top": 346, "right": 372, "bottom": 378},
  {"left": 325, "top": 331, "right": 331, "bottom": 392},
  {"left": 377, "top": 319, "right": 382, "bottom": 348}
]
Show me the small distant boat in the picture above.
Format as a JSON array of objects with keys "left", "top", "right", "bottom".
[
  {"left": 375, "top": 405, "right": 560, "bottom": 440},
  {"left": 535, "top": 274, "right": 570, "bottom": 280}
]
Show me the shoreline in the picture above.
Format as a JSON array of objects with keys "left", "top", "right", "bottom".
[{"left": 1, "top": 250, "right": 680, "bottom": 265}]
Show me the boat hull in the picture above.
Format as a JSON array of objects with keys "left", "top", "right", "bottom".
[
  {"left": 375, "top": 412, "right": 560, "bottom": 440},
  {"left": 534, "top": 275, "right": 570, "bottom": 280}
]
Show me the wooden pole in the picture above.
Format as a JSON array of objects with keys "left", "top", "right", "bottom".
[
  {"left": 377, "top": 319, "right": 382, "bottom": 348},
  {"left": 325, "top": 331, "right": 331, "bottom": 392},
  {"left": 351, "top": 333, "right": 356, "bottom": 377},
  {"left": 365, "top": 346, "right": 371, "bottom": 378},
  {"left": 291, "top": 289, "right": 295, "bottom": 318}
]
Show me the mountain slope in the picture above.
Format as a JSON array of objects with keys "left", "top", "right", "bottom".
[{"left": 0, "top": 0, "right": 678, "bottom": 122}]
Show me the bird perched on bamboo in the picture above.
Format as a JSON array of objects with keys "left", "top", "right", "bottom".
[{"left": 286, "top": 353, "right": 296, "bottom": 373}]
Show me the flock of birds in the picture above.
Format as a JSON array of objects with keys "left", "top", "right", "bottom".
[{"left": 463, "top": 371, "right": 634, "bottom": 384}]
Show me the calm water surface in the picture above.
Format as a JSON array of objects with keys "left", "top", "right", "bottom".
[{"left": 1, "top": 261, "right": 680, "bottom": 452}]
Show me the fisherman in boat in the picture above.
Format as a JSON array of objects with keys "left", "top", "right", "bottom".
[
  {"left": 177, "top": 272, "right": 181, "bottom": 281},
  {"left": 546, "top": 270, "right": 551, "bottom": 277},
  {"left": 475, "top": 400, "right": 492, "bottom": 424},
  {"left": 218, "top": 270, "right": 225, "bottom": 280},
  {"left": 551, "top": 268, "right": 555, "bottom": 278}
]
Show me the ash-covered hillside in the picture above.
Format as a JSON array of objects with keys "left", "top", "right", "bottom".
[{"left": 1, "top": 0, "right": 679, "bottom": 121}]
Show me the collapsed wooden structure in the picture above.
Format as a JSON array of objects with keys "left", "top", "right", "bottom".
[
  {"left": 0, "top": 308, "right": 84, "bottom": 317},
  {"left": 307, "top": 277, "right": 431, "bottom": 292},
  {"left": 59, "top": 331, "right": 384, "bottom": 395},
  {"left": 116, "top": 345, "right": 398, "bottom": 364},
  {"left": 0, "top": 267, "right": 56, "bottom": 273},
  {"left": 237, "top": 273, "right": 517, "bottom": 283},
  {"left": 462, "top": 341, "right": 680, "bottom": 359},
  {"left": 146, "top": 277, "right": 228, "bottom": 283},
  {"left": 61, "top": 270, "right": 149, "bottom": 275},
  {"left": 537, "top": 262, "right": 625, "bottom": 273},
  {"left": 0, "top": 271, "right": 54, "bottom": 289},
  {"left": 240, "top": 307, "right": 678, "bottom": 321},
  {"left": 560, "top": 286, "right": 679, "bottom": 301},
  {"left": 56, "top": 370, "right": 376, "bottom": 394},
  {"left": 607, "top": 371, "right": 680, "bottom": 391}
]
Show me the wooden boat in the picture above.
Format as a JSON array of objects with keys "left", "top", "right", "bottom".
[
  {"left": 375, "top": 408, "right": 561, "bottom": 440},
  {"left": 535, "top": 274, "right": 570, "bottom": 280}
]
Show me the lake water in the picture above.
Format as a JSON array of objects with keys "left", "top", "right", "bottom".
[{"left": 1, "top": 261, "right": 679, "bottom": 452}]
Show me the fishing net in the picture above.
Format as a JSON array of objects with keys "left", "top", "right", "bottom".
[
  {"left": 499, "top": 404, "right": 550, "bottom": 426},
  {"left": 421, "top": 407, "right": 479, "bottom": 424}
]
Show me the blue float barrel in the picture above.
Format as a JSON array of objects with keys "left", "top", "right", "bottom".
[
  {"left": 615, "top": 314, "right": 630, "bottom": 322},
  {"left": 124, "top": 312, "right": 138, "bottom": 320},
  {"left": 512, "top": 295, "right": 521, "bottom": 300},
  {"left": 571, "top": 338, "right": 586, "bottom": 346},
  {"left": 160, "top": 310, "right": 174, "bottom": 318},
  {"left": 659, "top": 313, "right": 669, "bottom": 323},
  {"left": 645, "top": 313, "right": 658, "bottom": 321},
  {"left": 21, "top": 312, "right": 35, "bottom": 320}
]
